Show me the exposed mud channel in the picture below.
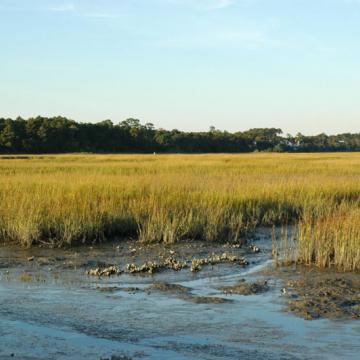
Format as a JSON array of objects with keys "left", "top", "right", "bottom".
[{"left": 1, "top": 228, "right": 359, "bottom": 359}]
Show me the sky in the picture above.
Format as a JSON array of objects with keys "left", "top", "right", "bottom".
[{"left": 0, "top": 0, "right": 359, "bottom": 135}]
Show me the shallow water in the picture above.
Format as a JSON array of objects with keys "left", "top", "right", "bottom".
[{"left": 1, "top": 232, "right": 359, "bottom": 359}]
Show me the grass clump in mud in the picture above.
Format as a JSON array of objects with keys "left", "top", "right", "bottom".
[
  {"left": 272, "top": 205, "right": 360, "bottom": 272},
  {"left": 297, "top": 205, "right": 360, "bottom": 271}
]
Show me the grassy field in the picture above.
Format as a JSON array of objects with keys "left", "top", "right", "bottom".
[{"left": 0, "top": 153, "right": 359, "bottom": 270}]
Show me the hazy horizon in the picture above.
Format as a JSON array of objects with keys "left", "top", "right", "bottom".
[{"left": 1, "top": 0, "right": 359, "bottom": 135}]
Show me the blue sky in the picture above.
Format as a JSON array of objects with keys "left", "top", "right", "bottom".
[{"left": 0, "top": 0, "right": 359, "bottom": 134}]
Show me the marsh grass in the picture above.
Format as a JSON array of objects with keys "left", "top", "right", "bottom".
[
  {"left": 0, "top": 153, "right": 359, "bottom": 269},
  {"left": 297, "top": 204, "right": 360, "bottom": 271},
  {"left": 271, "top": 225, "right": 298, "bottom": 267}
]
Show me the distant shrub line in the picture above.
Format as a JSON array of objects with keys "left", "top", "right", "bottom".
[{"left": 0, "top": 116, "right": 359, "bottom": 153}]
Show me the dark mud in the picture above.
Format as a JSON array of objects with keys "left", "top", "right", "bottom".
[
  {"left": 220, "top": 279, "right": 269, "bottom": 295},
  {"left": 276, "top": 268, "right": 360, "bottom": 320},
  {"left": 150, "top": 282, "right": 192, "bottom": 294}
]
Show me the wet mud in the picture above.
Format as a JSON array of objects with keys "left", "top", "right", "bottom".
[
  {"left": 220, "top": 279, "right": 269, "bottom": 295},
  {"left": 149, "top": 282, "right": 233, "bottom": 304},
  {"left": 1, "top": 228, "right": 360, "bottom": 359},
  {"left": 276, "top": 268, "right": 360, "bottom": 320}
]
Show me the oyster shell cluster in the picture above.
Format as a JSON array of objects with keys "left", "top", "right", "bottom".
[
  {"left": 190, "top": 252, "right": 248, "bottom": 272},
  {"left": 87, "top": 252, "right": 249, "bottom": 276},
  {"left": 86, "top": 266, "right": 121, "bottom": 277}
]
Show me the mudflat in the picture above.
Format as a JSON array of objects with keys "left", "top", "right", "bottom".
[{"left": 1, "top": 229, "right": 360, "bottom": 359}]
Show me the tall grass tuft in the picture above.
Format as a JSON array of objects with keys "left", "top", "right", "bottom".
[{"left": 297, "top": 203, "right": 360, "bottom": 271}]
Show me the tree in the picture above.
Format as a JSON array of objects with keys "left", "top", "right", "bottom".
[{"left": 0, "top": 116, "right": 359, "bottom": 154}]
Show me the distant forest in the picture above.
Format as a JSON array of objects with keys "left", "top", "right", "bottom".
[{"left": 0, "top": 116, "right": 359, "bottom": 153}]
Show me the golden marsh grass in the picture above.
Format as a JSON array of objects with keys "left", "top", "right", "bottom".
[{"left": 0, "top": 153, "right": 359, "bottom": 269}]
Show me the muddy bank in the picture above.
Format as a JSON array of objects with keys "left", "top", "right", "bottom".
[
  {"left": 260, "top": 265, "right": 360, "bottom": 320},
  {"left": 286, "top": 274, "right": 360, "bottom": 320},
  {"left": 0, "top": 239, "right": 252, "bottom": 273}
]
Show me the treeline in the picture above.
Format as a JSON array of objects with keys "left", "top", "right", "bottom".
[{"left": 0, "top": 116, "right": 359, "bottom": 153}]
